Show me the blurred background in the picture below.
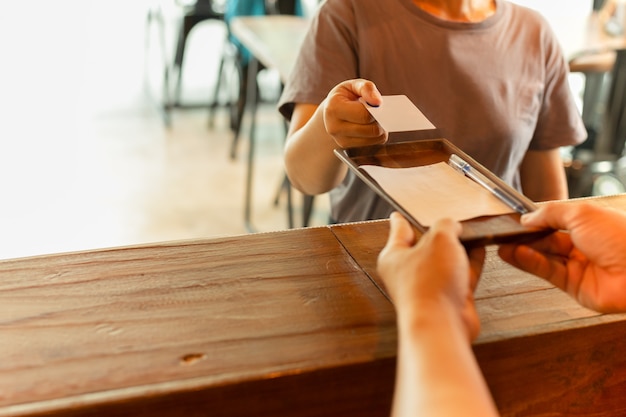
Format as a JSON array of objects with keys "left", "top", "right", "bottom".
[
  {"left": 0, "top": 0, "right": 620, "bottom": 259},
  {"left": 0, "top": 0, "right": 325, "bottom": 259}
]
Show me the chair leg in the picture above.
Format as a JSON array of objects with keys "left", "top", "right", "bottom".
[
  {"left": 273, "top": 175, "right": 316, "bottom": 228},
  {"left": 144, "top": 5, "right": 172, "bottom": 126},
  {"left": 174, "top": 14, "right": 219, "bottom": 107},
  {"left": 208, "top": 45, "right": 228, "bottom": 128},
  {"left": 173, "top": 16, "right": 193, "bottom": 107},
  {"left": 611, "top": 53, "right": 626, "bottom": 156},
  {"left": 302, "top": 195, "right": 315, "bottom": 227},
  {"left": 230, "top": 61, "right": 250, "bottom": 159},
  {"left": 243, "top": 58, "right": 260, "bottom": 232},
  {"left": 273, "top": 175, "right": 294, "bottom": 228}
]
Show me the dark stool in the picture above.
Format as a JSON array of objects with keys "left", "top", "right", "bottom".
[{"left": 172, "top": 0, "right": 225, "bottom": 107}]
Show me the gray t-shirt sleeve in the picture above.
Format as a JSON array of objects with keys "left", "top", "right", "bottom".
[{"left": 278, "top": 0, "right": 359, "bottom": 120}]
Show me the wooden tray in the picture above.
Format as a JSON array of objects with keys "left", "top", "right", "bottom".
[{"left": 334, "top": 139, "right": 552, "bottom": 246}]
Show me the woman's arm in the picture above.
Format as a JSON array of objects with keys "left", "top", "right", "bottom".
[
  {"left": 283, "top": 79, "right": 387, "bottom": 195},
  {"left": 283, "top": 102, "right": 348, "bottom": 195},
  {"left": 519, "top": 148, "right": 569, "bottom": 201}
]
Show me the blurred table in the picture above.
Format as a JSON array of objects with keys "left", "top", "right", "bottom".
[
  {"left": 230, "top": 15, "right": 310, "bottom": 232},
  {"left": 3, "top": 194, "right": 626, "bottom": 416},
  {"left": 230, "top": 15, "right": 307, "bottom": 82},
  {"left": 574, "top": 7, "right": 626, "bottom": 56}
]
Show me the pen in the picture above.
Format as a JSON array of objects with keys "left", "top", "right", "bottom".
[{"left": 448, "top": 154, "right": 528, "bottom": 214}]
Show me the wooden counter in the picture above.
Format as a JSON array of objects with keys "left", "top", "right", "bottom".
[
  {"left": 3, "top": 194, "right": 626, "bottom": 416},
  {"left": 0, "top": 227, "right": 396, "bottom": 417},
  {"left": 331, "top": 194, "right": 626, "bottom": 416}
]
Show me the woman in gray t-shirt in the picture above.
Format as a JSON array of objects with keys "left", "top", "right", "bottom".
[{"left": 278, "top": 0, "right": 586, "bottom": 224}]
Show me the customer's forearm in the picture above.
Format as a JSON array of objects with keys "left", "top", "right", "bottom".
[{"left": 392, "top": 302, "right": 499, "bottom": 417}]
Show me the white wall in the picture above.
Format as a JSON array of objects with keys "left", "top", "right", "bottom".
[
  {"left": 509, "top": 0, "right": 593, "bottom": 57},
  {"left": 300, "top": 0, "right": 320, "bottom": 17}
]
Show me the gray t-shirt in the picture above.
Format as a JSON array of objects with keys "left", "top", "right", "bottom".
[{"left": 278, "top": 0, "right": 586, "bottom": 223}]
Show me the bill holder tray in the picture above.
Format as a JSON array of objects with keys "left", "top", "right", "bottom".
[{"left": 334, "top": 139, "right": 552, "bottom": 246}]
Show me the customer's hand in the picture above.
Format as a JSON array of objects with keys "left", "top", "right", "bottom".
[
  {"left": 322, "top": 78, "right": 388, "bottom": 149},
  {"left": 498, "top": 202, "right": 626, "bottom": 313},
  {"left": 377, "top": 212, "right": 486, "bottom": 341}
]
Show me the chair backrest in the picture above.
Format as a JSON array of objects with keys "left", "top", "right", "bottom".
[
  {"left": 594, "top": 0, "right": 606, "bottom": 11},
  {"left": 264, "top": 0, "right": 298, "bottom": 15},
  {"left": 193, "top": 0, "right": 224, "bottom": 14},
  {"left": 225, "top": 0, "right": 303, "bottom": 65},
  {"left": 226, "top": 0, "right": 301, "bottom": 18}
]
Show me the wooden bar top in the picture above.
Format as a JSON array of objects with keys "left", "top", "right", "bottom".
[
  {"left": 331, "top": 194, "right": 626, "bottom": 416},
  {"left": 3, "top": 194, "right": 626, "bottom": 416},
  {"left": 0, "top": 227, "right": 396, "bottom": 417}
]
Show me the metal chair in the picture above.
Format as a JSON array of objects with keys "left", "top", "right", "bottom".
[
  {"left": 172, "top": 0, "right": 226, "bottom": 107},
  {"left": 215, "top": 0, "right": 316, "bottom": 230},
  {"left": 145, "top": 0, "right": 226, "bottom": 125},
  {"left": 209, "top": 0, "right": 300, "bottom": 160}
]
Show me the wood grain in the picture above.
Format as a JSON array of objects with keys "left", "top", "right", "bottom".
[
  {"left": 4, "top": 194, "right": 626, "bottom": 416},
  {"left": 331, "top": 194, "right": 626, "bottom": 416},
  {"left": 476, "top": 317, "right": 626, "bottom": 416},
  {"left": 0, "top": 228, "right": 396, "bottom": 416}
]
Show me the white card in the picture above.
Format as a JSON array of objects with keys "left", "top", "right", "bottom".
[{"left": 362, "top": 95, "right": 436, "bottom": 132}]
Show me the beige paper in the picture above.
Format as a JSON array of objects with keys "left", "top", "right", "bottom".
[{"left": 361, "top": 162, "right": 514, "bottom": 226}]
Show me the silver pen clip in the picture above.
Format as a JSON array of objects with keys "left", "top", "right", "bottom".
[{"left": 448, "top": 154, "right": 528, "bottom": 214}]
